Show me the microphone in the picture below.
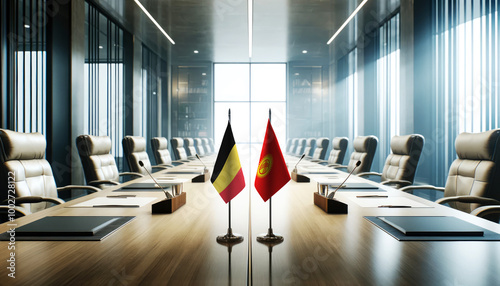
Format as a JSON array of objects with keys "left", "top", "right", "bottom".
[
  {"left": 139, "top": 160, "right": 173, "bottom": 199},
  {"left": 195, "top": 154, "right": 208, "bottom": 171},
  {"left": 293, "top": 154, "right": 306, "bottom": 173},
  {"left": 327, "top": 160, "right": 361, "bottom": 199}
]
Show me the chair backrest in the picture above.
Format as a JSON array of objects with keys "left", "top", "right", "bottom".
[
  {"left": 194, "top": 138, "right": 205, "bottom": 156},
  {"left": 76, "top": 135, "right": 120, "bottom": 184},
  {"left": 295, "top": 138, "right": 306, "bottom": 156},
  {"left": 303, "top": 138, "right": 316, "bottom": 157},
  {"left": 170, "top": 137, "right": 188, "bottom": 160},
  {"left": 328, "top": 137, "right": 348, "bottom": 165},
  {"left": 286, "top": 139, "right": 292, "bottom": 154},
  {"left": 122, "top": 136, "right": 152, "bottom": 175},
  {"left": 0, "top": 129, "right": 58, "bottom": 214},
  {"left": 444, "top": 129, "right": 500, "bottom": 213},
  {"left": 209, "top": 138, "right": 215, "bottom": 153},
  {"left": 202, "top": 138, "right": 211, "bottom": 154},
  {"left": 381, "top": 134, "right": 425, "bottom": 184},
  {"left": 312, "top": 138, "right": 330, "bottom": 160},
  {"left": 184, "top": 138, "right": 197, "bottom": 157},
  {"left": 289, "top": 138, "right": 299, "bottom": 154},
  {"left": 347, "top": 136, "right": 378, "bottom": 174},
  {"left": 151, "top": 137, "right": 173, "bottom": 165}
]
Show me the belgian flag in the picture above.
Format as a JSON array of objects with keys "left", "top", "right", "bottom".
[{"left": 211, "top": 122, "right": 245, "bottom": 203}]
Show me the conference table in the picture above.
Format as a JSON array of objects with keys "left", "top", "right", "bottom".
[{"left": 1, "top": 154, "right": 500, "bottom": 285}]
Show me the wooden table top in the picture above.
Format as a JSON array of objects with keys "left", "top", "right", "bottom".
[{"left": 1, "top": 156, "right": 500, "bottom": 285}]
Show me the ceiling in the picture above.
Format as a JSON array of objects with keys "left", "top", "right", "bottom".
[{"left": 92, "top": 0, "right": 400, "bottom": 64}]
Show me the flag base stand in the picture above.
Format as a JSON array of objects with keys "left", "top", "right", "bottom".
[
  {"left": 257, "top": 228, "right": 284, "bottom": 244},
  {"left": 217, "top": 228, "right": 244, "bottom": 244}
]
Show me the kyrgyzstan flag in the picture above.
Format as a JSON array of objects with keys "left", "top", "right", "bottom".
[
  {"left": 254, "top": 119, "right": 290, "bottom": 202},
  {"left": 211, "top": 122, "right": 246, "bottom": 203}
]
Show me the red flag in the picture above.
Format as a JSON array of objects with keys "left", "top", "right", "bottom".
[{"left": 254, "top": 119, "right": 290, "bottom": 202}]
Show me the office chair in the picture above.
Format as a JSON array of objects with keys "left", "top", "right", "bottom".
[
  {"left": 286, "top": 139, "right": 292, "bottom": 154},
  {"left": 123, "top": 136, "right": 169, "bottom": 176},
  {"left": 332, "top": 136, "right": 378, "bottom": 175},
  {"left": 170, "top": 137, "right": 190, "bottom": 161},
  {"left": 319, "top": 137, "right": 348, "bottom": 166},
  {"left": 288, "top": 138, "right": 298, "bottom": 155},
  {"left": 309, "top": 138, "right": 330, "bottom": 161},
  {"left": 303, "top": 138, "right": 316, "bottom": 158},
  {"left": 295, "top": 138, "right": 306, "bottom": 157},
  {"left": 0, "top": 129, "right": 100, "bottom": 221},
  {"left": 151, "top": 137, "right": 182, "bottom": 167},
  {"left": 202, "top": 138, "right": 212, "bottom": 155},
  {"left": 76, "top": 135, "right": 143, "bottom": 188},
  {"left": 401, "top": 129, "right": 500, "bottom": 220},
  {"left": 358, "top": 134, "right": 424, "bottom": 188},
  {"left": 184, "top": 138, "right": 197, "bottom": 158},
  {"left": 194, "top": 138, "right": 205, "bottom": 156}
]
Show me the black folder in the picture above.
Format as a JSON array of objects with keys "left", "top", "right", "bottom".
[
  {"left": 378, "top": 216, "right": 484, "bottom": 236},
  {"left": 0, "top": 216, "right": 135, "bottom": 241}
]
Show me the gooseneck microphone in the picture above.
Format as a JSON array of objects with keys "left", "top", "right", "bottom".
[
  {"left": 139, "top": 160, "right": 173, "bottom": 199},
  {"left": 195, "top": 154, "right": 208, "bottom": 171},
  {"left": 293, "top": 154, "right": 306, "bottom": 173},
  {"left": 327, "top": 160, "right": 361, "bottom": 199}
]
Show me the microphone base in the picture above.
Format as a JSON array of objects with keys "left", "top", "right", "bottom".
[
  {"left": 152, "top": 192, "right": 186, "bottom": 214},
  {"left": 314, "top": 192, "right": 348, "bottom": 214},
  {"left": 192, "top": 169, "right": 210, "bottom": 183},
  {"left": 291, "top": 170, "right": 310, "bottom": 183}
]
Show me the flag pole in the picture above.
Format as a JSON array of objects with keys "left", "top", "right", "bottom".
[
  {"left": 257, "top": 109, "right": 284, "bottom": 244},
  {"left": 217, "top": 108, "right": 244, "bottom": 244}
]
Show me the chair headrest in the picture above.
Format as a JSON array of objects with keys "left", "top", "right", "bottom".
[
  {"left": 353, "top": 136, "right": 378, "bottom": 152},
  {"left": 316, "top": 138, "right": 329, "bottom": 148},
  {"left": 185, "top": 138, "right": 194, "bottom": 146},
  {"left": 76, "top": 135, "right": 112, "bottom": 156},
  {"left": 332, "top": 137, "right": 348, "bottom": 150},
  {"left": 455, "top": 129, "right": 500, "bottom": 160},
  {"left": 152, "top": 137, "right": 168, "bottom": 149},
  {"left": 391, "top": 134, "right": 424, "bottom": 155},
  {"left": 123, "top": 136, "right": 146, "bottom": 152},
  {"left": 172, "top": 137, "right": 184, "bottom": 147},
  {"left": 0, "top": 129, "right": 46, "bottom": 161},
  {"left": 305, "top": 138, "right": 315, "bottom": 146}
]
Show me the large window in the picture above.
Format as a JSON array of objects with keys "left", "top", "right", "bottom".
[
  {"left": 84, "top": 2, "right": 125, "bottom": 167},
  {"left": 377, "top": 13, "right": 400, "bottom": 166},
  {"left": 6, "top": 0, "right": 47, "bottom": 133},
  {"left": 214, "top": 63, "right": 287, "bottom": 174},
  {"left": 434, "top": 0, "right": 499, "bottom": 184}
]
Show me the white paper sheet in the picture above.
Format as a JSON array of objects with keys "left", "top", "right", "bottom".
[
  {"left": 69, "top": 197, "right": 157, "bottom": 208},
  {"left": 346, "top": 195, "right": 432, "bottom": 208}
]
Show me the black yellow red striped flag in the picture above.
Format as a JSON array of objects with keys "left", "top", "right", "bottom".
[{"left": 211, "top": 122, "right": 245, "bottom": 203}]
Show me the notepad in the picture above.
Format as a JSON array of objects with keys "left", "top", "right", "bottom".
[
  {"left": 330, "top": 182, "right": 379, "bottom": 189},
  {"left": 121, "top": 182, "right": 176, "bottom": 189},
  {"left": 15, "top": 216, "right": 120, "bottom": 237},
  {"left": 378, "top": 216, "right": 485, "bottom": 236}
]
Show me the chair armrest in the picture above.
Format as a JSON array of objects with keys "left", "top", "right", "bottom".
[
  {"left": 57, "top": 185, "right": 101, "bottom": 193},
  {"left": 0, "top": 205, "right": 29, "bottom": 218},
  {"left": 357, "top": 172, "right": 382, "bottom": 178},
  {"left": 471, "top": 205, "right": 500, "bottom": 218},
  {"left": 3, "top": 196, "right": 65, "bottom": 205},
  {"left": 380, "top": 179, "right": 413, "bottom": 188},
  {"left": 119, "top": 172, "right": 144, "bottom": 178},
  {"left": 399, "top": 185, "right": 445, "bottom": 193},
  {"left": 88, "top": 179, "right": 120, "bottom": 188},
  {"left": 331, "top": 165, "right": 347, "bottom": 169},
  {"left": 436, "top": 196, "right": 500, "bottom": 206},
  {"left": 152, "top": 165, "right": 170, "bottom": 171}
]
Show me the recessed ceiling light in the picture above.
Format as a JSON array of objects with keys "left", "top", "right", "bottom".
[
  {"left": 134, "top": 0, "right": 175, "bottom": 45},
  {"left": 24, "top": 24, "right": 30, "bottom": 29},
  {"left": 327, "top": 0, "right": 369, "bottom": 45},
  {"left": 98, "top": 45, "right": 103, "bottom": 49},
  {"left": 194, "top": 50, "right": 199, "bottom": 54},
  {"left": 202, "top": 73, "right": 207, "bottom": 76},
  {"left": 302, "top": 50, "right": 308, "bottom": 54}
]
